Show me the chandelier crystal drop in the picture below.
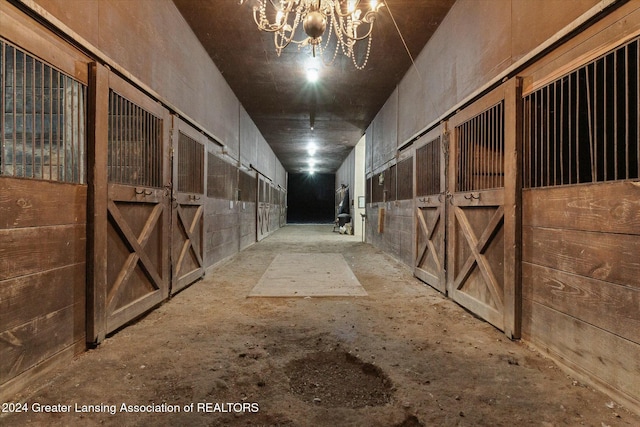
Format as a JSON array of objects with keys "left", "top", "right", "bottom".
[{"left": 241, "top": 0, "right": 385, "bottom": 70}]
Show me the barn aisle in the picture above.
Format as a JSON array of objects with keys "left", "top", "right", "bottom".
[{"left": 2, "top": 225, "right": 637, "bottom": 426}]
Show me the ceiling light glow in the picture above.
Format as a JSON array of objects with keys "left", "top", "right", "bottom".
[
  {"left": 307, "top": 143, "right": 317, "bottom": 156},
  {"left": 306, "top": 67, "right": 319, "bottom": 83}
]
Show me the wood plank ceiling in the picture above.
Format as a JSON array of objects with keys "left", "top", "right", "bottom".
[{"left": 173, "top": 0, "right": 456, "bottom": 174}]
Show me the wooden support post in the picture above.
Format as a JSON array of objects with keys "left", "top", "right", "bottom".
[
  {"left": 86, "top": 62, "right": 109, "bottom": 345},
  {"left": 503, "top": 77, "right": 523, "bottom": 339}
]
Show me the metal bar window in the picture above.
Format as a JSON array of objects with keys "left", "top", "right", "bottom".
[
  {"left": 207, "top": 152, "right": 237, "bottom": 199},
  {"left": 455, "top": 102, "right": 504, "bottom": 192},
  {"left": 238, "top": 170, "right": 256, "bottom": 202},
  {"left": 385, "top": 164, "right": 396, "bottom": 201},
  {"left": 396, "top": 157, "right": 413, "bottom": 200},
  {"left": 107, "top": 90, "right": 162, "bottom": 187},
  {"left": 177, "top": 131, "right": 204, "bottom": 194},
  {"left": 416, "top": 136, "right": 441, "bottom": 197},
  {"left": 0, "top": 40, "right": 86, "bottom": 183},
  {"left": 523, "top": 36, "right": 640, "bottom": 188}
]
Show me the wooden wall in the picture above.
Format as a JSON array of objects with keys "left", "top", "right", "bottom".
[
  {"left": 365, "top": 200, "right": 414, "bottom": 266},
  {"left": 32, "top": 0, "right": 240, "bottom": 151},
  {"left": 370, "top": 88, "right": 399, "bottom": 171},
  {"left": 522, "top": 182, "right": 640, "bottom": 411},
  {"left": 365, "top": 149, "right": 414, "bottom": 265},
  {"left": 0, "top": 1, "right": 93, "bottom": 399},
  {"left": 396, "top": 0, "right": 601, "bottom": 146},
  {"left": 0, "top": 179, "right": 86, "bottom": 397}
]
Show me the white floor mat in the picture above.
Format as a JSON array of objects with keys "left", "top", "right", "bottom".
[{"left": 248, "top": 253, "right": 368, "bottom": 297}]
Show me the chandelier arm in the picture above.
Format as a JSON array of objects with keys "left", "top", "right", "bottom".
[
  {"left": 273, "top": 29, "right": 311, "bottom": 50},
  {"left": 330, "top": 7, "right": 377, "bottom": 42},
  {"left": 333, "top": 16, "right": 375, "bottom": 43},
  {"left": 345, "top": 23, "right": 375, "bottom": 41},
  {"left": 331, "top": 0, "right": 362, "bottom": 18},
  {"left": 252, "top": 1, "right": 299, "bottom": 33},
  {"left": 274, "top": 33, "right": 292, "bottom": 53},
  {"left": 333, "top": 1, "right": 384, "bottom": 18},
  {"left": 252, "top": 8, "right": 287, "bottom": 33}
]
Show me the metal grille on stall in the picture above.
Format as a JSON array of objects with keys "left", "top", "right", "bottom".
[
  {"left": 447, "top": 78, "right": 521, "bottom": 338},
  {"left": 414, "top": 126, "right": 447, "bottom": 294},
  {"left": 170, "top": 117, "right": 205, "bottom": 295},
  {"left": 0, "top": 41, "right": 86, "bottom": 181},
  {"left": 207, "top": 152, "right": 236, "bottom": 200},
  {"left": 523, "top": 37, "right": 639, "bottom": 188},
  {"left": 103, "top": 74, "right": 171, "bottom": 334}
]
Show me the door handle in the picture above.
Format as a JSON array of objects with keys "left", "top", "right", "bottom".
[{"left": 446, "top": 191, "right": 453, "bottom": 205}]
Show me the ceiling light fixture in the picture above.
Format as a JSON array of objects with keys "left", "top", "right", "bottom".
[
  {"left": 241, "top": 0, "right": 385, "bottom": 70},
  {"left": 306, "top": 66, "right": 319, "bottom": 82}
]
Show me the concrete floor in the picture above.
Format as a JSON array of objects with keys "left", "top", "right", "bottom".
[{"left": 2, "top": 225, "right": 638, "bottom": 426}]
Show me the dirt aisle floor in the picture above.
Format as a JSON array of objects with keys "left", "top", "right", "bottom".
[{"left": 2, "top": 225, "right": 638, "bottom": 426}]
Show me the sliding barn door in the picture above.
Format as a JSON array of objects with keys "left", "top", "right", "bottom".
[
  {"left": 447, "top": 78, "right": 521, "bottom": 338},
  {"left": 414, "top": 126, "right": 447, "bottom": 294},
  {"left": 170, "top": 118, "right": 205, "bottom": 294},
  {"left": 257, "top": 176, "right": 271, "bottom": 241},
  {"left": 104, "top": 74, "right": 171, "bottom": 333}
]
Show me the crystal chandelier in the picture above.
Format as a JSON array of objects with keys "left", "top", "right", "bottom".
[{"left": 241, "top": 0, "right": 385, "bottom": 70}]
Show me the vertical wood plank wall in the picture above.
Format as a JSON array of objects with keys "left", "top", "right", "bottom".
[
  {"left": 522, "top": 182, "right": 640, "bottom": 411},
  {"left": 0, "top": 179, "right": 87, "bottom": 396}
]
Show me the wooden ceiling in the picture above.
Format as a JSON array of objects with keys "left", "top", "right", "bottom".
[{"left": 173, "top": 0, "right": 456, "bottom": 174}]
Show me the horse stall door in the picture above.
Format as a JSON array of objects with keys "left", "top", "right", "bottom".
[
  {"left": 104, "top": 74, "right": 171, "bottom": 333},
  {"left": 257, "top": 176, "right": 270, "bottom": 241},
  {"left": 170, "top": 118, "right": 205, "bottom": 294},
  {"left": 414, "top": 126, "right": 447, "bottom": 294},
  {"left": 270, "top": 183, "right": 279, "bottom": 232},
  {"left": 279, "top": 189, "right": 287, "bottom": 227},
  {"left": 447, "top": 79, "right": 521, "bottom": 338}
]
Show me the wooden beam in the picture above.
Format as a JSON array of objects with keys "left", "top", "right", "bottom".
[
  {"left": 502, "top": 77, "right": 522, "bottom": 340},
  {"left": 86, "top": 62, "right": 109, "bottom": 345}
]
